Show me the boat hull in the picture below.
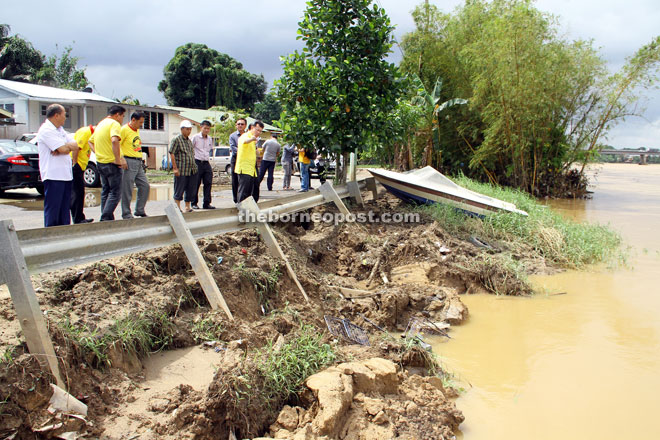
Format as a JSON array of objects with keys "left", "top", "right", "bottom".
[{"left": 369, "top": 168, "right": 527, "bottom": 217}]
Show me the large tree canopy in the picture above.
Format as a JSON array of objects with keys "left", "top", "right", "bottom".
[
  {"left": 398, "top": 0, "right": 660, "bottom": 196},
  {"left": 276, "top": 0, "right": 404, "bottom": 180},
  {"left": 0, "top": 25, "right": 89, "bottom": 89},
  {"left": 158, "top": 43, "right": 267, "bottom": 111}
]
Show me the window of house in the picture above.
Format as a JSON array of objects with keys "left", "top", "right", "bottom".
[
  {"left": 141, "top": 111, "right": 165, "bottom": 131},
  {"left": 41, "top": 104, "right": 72, "bottom": 129},
  {"left": 1, "top": 103, "right": 15, "bottom": 114}
]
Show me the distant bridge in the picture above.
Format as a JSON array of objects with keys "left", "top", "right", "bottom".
[{"left": 599, "top": 149, "right": 660, "bottom": 165}]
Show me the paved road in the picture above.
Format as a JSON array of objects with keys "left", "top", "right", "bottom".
[{"left": 0, "top": 170, "right": 312, "bottom": 231}]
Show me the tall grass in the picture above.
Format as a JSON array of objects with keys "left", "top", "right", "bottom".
[
  {"left": 256, "top": 325, "right": 335, "bottom": 404},
  {"left": 422, "top": 174, "right": 622, "bottom": 268}
]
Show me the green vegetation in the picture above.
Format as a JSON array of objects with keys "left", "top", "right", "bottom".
[
  {"left": 192, "top": 315, "right": 224, "bottom": 342},
  {"left": 276, "top": 0, "right": 405, "bottom": 182},
  {"left": 146, "top": 169, "right": 174, "bottom": 183},
  {"left": 256, "top": 325, "right": 335, "bottom": 403},
  {"left": 0, "top": 24, "right": 88, "bottom": 89},
  {"left": 59, "top": 313, "right": 176, "bottom": 368},
  {"left": 395, "top": 1, "right": 660, "bottom": 196},
  {"left": 158, "top": 43, "right": 266, "bottom": 111},
  {"left": 235, "top": 262, "right": 281, "bottom": 312},
  {"left": 422, "top": 174, "right": 622, "bottom": 268}
]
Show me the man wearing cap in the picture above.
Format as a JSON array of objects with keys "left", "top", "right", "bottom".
[
  {"left": 90, "top": 105, "right": 127, "bottom": 221},
  {"left": 36, "top": 104, "right": 79, "bottom": 227},
  {"left": 120, "top": 111, "right": 150, "bottom": 219},
  {"left": 228, "top": 118, "right": 246, "bottom": 203},
  {"left": 70, "top": 124, "right": 95, "bottom": 223},
  {"left": 191, "top": 120, "right": 215, "bottom": 210},
  {"left": 169, "top": 120, "right": 198, "bottom": 212}
]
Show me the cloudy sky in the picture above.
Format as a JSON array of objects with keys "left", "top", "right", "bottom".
[{"left": 4, "top": 0, "right": 660, "bottom": 148}]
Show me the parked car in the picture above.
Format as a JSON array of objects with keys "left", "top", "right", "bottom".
[
  {"left": 17, "top": 133, "right": 38, "bottom": 144},
  {"left": 0, "top": 139, "right": 43, "bottom": 194},
  {"left": 83, "top": 152, "right": 101, "bottom": 187},
  {"left": 209, "top": 146, "right": 232, "bottom": 174}
]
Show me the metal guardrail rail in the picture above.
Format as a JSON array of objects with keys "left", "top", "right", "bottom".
[
  {"left": 1, "top": 178, "right": 374, "bottom": 387},
  {"left": 16, "top": 180, "right": 364, "bottom": 275}
]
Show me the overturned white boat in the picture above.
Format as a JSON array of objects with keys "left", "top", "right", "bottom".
[{"left": 368, "top": 166, "right": 528, "bottom": 217}]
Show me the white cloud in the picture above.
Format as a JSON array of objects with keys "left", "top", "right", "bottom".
[{"left": 4, "top": 0, "right": 659, "bottom": 147}]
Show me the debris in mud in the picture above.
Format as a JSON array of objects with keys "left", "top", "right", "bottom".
[{"left": 0, "top": 192, "right": 550, "bottom": 439}]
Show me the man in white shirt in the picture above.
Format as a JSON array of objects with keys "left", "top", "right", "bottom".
[
  {"left": 191, "top": 120, "right": 215, "bottom": 209},
  {"left": 36, "top": 104, "right": 79, "bottom": 227}
]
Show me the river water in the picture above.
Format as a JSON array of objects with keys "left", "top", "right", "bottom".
[{"left": 432, "top": 163, "right": 660, "bottom": 439}]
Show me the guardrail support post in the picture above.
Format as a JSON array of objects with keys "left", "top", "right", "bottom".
[
  {"left": 164, "top": 204, "right": 234, "bottom": 320},
  {"left": 365, "top": 177, "right": 378, "bottom": 200},
  {"left": 238, "top": 198, "right": 310, "bottom": 302},
  {"left": 346, "top": 181, "right": 364, "bottom": 207},
  {"left": 0, "top": 220, "right": 65, "bottom": 388},
  {"left": 319, "top": 182, "right": 351, "bottom": 215}
]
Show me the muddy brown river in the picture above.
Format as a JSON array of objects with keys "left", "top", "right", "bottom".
[{"left": 432, "top": 163, "right": 660, "bottom": 439}]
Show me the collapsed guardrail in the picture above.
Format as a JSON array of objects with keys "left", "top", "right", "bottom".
[{"left": 0, "top": 178, "right": 378, "bottom": 387}]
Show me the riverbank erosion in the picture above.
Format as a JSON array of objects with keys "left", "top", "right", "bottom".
[{"left": 0, "top": 186, "right": 613, "bottom": 439}]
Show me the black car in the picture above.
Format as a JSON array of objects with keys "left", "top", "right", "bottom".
[{"left": 0, "top": 139, "right": 43, "bottom": 195}]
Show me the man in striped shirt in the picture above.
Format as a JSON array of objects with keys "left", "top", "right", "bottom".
[{"left": 169, "top": 120, "right": 198, "bottom": 212}]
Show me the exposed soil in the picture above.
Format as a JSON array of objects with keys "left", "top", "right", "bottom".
[{"left": 0, "top": 192, "right": 549, "bottom": 439}]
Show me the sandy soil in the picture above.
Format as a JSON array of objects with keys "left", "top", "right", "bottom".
[{"left": 0, "top": 191, "right": 547, "bottom": 439}]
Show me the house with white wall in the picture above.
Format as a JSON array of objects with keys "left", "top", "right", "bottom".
[{"left": 0, "top": 79, "right": 179, "bottom": 169}]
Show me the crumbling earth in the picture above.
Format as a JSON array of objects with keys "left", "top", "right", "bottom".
[{"left": 0, "top": 192, "right": 547, "bottom": 439}]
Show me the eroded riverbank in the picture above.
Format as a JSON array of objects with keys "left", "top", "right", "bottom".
[{"left": 435, "top": 163, "right": 660, "bottom": 439}]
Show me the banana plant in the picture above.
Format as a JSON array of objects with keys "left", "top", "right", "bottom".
[{"left": 411, "top": 75, "right": 467, "bottom": 166}]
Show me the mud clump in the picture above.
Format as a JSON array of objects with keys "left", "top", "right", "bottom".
[
  {"left": 0, "top": 192, "right": 547, "bottom": 439},
  {"left": 266, "top": 358, "right": 464, "bottom": 440}
]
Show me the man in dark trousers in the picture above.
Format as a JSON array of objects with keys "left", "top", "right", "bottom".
[
  {"left": 229, "top": 118, "right": 246, "bottom": 203},
  {"left": 257, "top": 133, "right": 281, "bottom": 191},
  {"left": 70, "top": 124, "right": 95, "bottom": 223},
  {"left": 235, "top": 120, "right": 264, "bottom": 203},
  {"left": 191, "top": 120, "right": 215, "bottom": 209},
  {"left": 36, "top": 104, "right": 79, "bottom": 227}
]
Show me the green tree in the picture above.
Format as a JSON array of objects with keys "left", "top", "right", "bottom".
[
  {"left": 158, "top": 43, "right": 267, "bottom": 111},
  {"left": 36, "top": 45, "right": 89, "bottom": 90},
  {"left": 411, "top": 75, "right": 467, "bottom": 168},
  {"left": 400, "top": 0, "right": 660, "bottom": 196},
  {"left": 0, "top": 25, "right": 44, "bottom": 82},
  {"left": 252, "top": 92, "right": 282, "bottom": 125},
  {"left": 276, "top": 0, "right": 405, "bottom": 182},
  {"left": 207, "top": 106, "right": 248, "bottom": 145}
]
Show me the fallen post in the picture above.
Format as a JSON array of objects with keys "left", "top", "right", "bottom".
[
  {"left": 165, "top": 204, "right": 234, "bottom": 320},
  {"left": 238, "top": 197, "right": 309, "bottom": 302}
]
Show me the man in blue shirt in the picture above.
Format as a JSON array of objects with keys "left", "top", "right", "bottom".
[{"left": 228, "top": 118, "right": 246, "bottom": 203}]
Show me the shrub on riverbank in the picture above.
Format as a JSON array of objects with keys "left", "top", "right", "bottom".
[{"left": 423, "top": 175, "right": 622, "bottom": 268}]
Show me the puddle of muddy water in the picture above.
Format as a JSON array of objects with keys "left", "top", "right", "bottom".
[
  {"left": 102, "top": 345, "right": 220, "bottom": 438},
  {"left": 432, "top": 164, "right": 660, "bottom": 440}
]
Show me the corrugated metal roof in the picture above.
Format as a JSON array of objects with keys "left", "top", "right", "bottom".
[
  {"left": 156, "top": 105, "right": 282, "bottom": 132},
  {"left": 0, "top": 79, "right": 116, "bottom": 103}
]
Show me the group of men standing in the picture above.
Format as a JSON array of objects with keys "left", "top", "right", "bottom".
[
  {"left": 229, "top": 117, "right": 309, "bottom": 204},
  {"left": 36, "top": 104, "right": 150, "bottom": 227},
  {"left": 36, "top": 104, "right": 308, "bottom": 227},
  {"left": 167, "top": 119, "right": 216, "bottom": 212}
]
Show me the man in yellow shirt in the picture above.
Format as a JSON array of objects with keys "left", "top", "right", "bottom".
[
  {"left": 119, "top": 112, "right": 150, "bottom": 219},
  {"left": 235, "top": 120, "right": 264, "bottom": 203},
  {"left": 298, "top": 147, "right": 311, "bottom": 192},
  {"left": 70, "top": 125, "right": 95, "bottom": 224},
  {"left": 90, "top": 105, "right": 126, "bottom": 221}
]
